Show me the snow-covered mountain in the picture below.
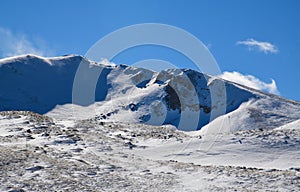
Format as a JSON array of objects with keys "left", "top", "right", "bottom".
[
  {"left": 1, "top": 55, "right": 300, "bottom": 191},
  {"left": 1, "top": 54, "right": 300, "bottom": 132}
]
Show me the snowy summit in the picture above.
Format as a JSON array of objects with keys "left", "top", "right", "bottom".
[
  {"left": 1, "top": 54, "right": 300, "bottom": 131},
  {"left": 0, "top": 54, "right": 300, "bottom": 191}
]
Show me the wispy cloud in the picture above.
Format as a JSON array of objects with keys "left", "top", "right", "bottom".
[
  {"left": 219, "top": 71, "right": 279, "bottom": 95},
  {"left": 237, "top": 38, "right": 278, "bottom": 54},
  {"left": 0, "top": 27, "right": 54, "bottom": 58}
]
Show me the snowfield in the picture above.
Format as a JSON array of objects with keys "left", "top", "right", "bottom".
[
  {"left": 0, "top": 55, "right": 300, "bottom": 191},
  {"left": 0, "top": 111, "right": 299, "bottom": 191}
]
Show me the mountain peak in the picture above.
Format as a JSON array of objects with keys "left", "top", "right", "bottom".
[{"left": 1, "top": 54, "right": 300, "bottom": 131}]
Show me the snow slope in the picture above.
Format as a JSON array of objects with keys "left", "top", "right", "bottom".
[
  {"left": 275, "top": 119, "right": 300, "bottom": 131},
  {"left": 0, "top": 55, "right": 81, "bottom": 113},
  {"left": 0, "top": 111, "right": 299, "bottom": 191},
  {"left": 1, "top": 54, "right": 300, "bottom": 191},
  {"left": 1, "top": 54, "right": 300, "bottom": 132}
]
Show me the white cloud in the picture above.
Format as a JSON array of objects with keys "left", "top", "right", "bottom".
[
  {"left": 219, "top": 71, "right": 279, "bottom": 95},
  {"left": 237, "top": 38, "right": 278, "bottom": 54},
  {"left": 0, "top": 27, "right": 54, "bottom": 58}
]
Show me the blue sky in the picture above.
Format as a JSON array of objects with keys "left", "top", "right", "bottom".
[{"left": 0, "top": 0, "right": 300, "bottom": 101}]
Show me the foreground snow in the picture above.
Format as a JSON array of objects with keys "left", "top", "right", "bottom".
[{"left": 0, "top": 111, "right": 299, "bottom": 191}]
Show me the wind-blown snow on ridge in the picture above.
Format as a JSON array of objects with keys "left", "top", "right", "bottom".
[{"left": 1, "top": 54, "right": 300, "bottom": 131}]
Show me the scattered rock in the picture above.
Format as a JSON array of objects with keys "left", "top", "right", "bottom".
[{"left": 25, "top": 165, "right": 44, "bottom": 173}]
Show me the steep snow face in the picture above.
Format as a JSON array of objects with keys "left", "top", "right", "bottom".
[
  {"left": 199, "top": 97, "right": 300, "bottom": 134},
  {"left": 0, "top": 55, "right": 115, "bottom": 113},
  {"left": 1, "top": 54, "right": 300, "bottom": 131},
  {"left": 153, "top": 69, "right": 257, "bottom": 130},
  {"left": 0, "top": 55, "right": 81, "bottom": 113}
]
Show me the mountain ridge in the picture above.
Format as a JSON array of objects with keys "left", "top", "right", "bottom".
[{"left": 1, "top": 54, "right": 300, "bottom": 131}]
